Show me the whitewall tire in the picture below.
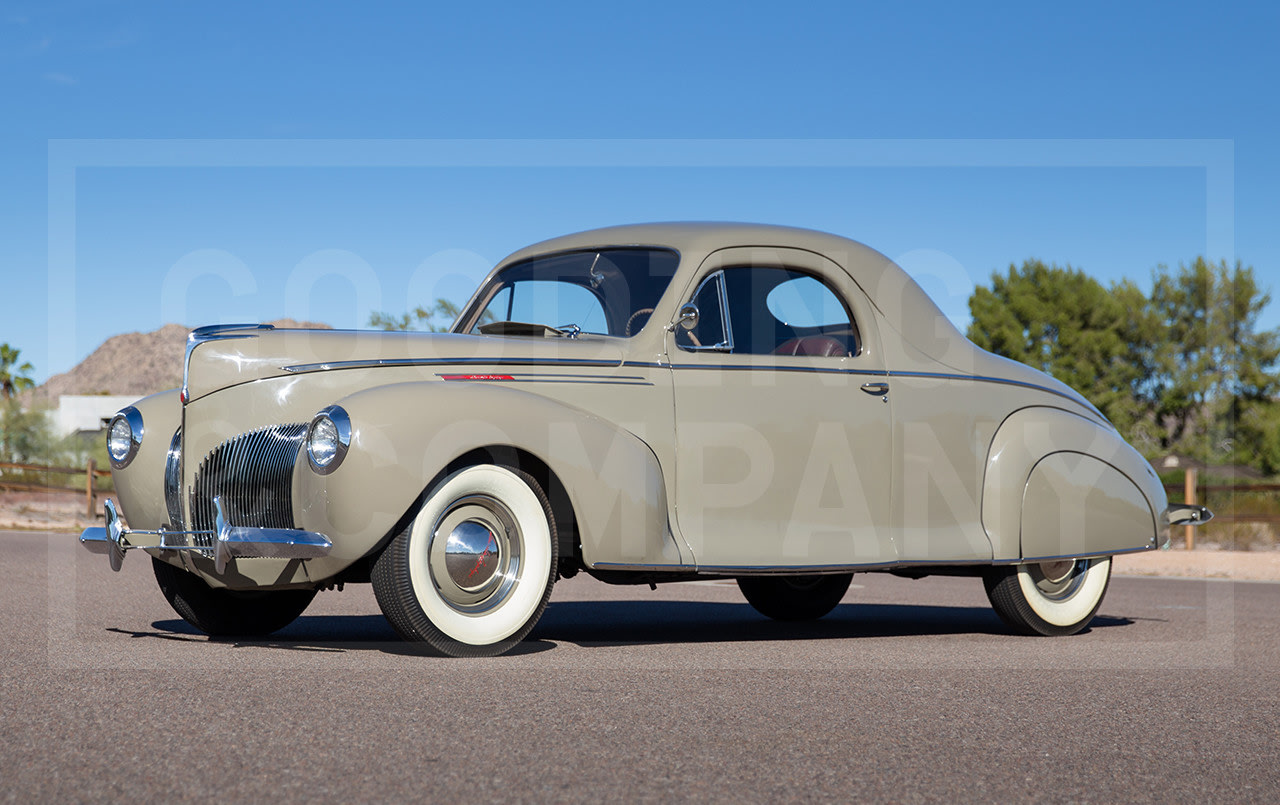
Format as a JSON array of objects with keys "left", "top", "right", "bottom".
[
  {"left": 372, "top": 464, "right": 558, "bottom": 657},
  {"left": 983, "top": 556, "right": 1112, "bottom": 636}
]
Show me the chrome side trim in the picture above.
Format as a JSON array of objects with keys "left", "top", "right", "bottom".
[
  {"left": 281, "top": 356, "right": 622, "bottom": 374},
  {"left": 435, "top": 372, "right": 653, "bottom": 387},
  {"left": 669, "top": 362, "right": 885, "bottom": 377},
  {"left": 588, "top": 562, "right": 693, "bottom": 573},
  {"left": 182, "top": 323, "right": 274, "bottom": 404},
  {"left": 666, "top": 362, "right": 1093, "bottom": 409},
  {"left": 593, "top": 551, "right": 1153, "bottom": 575},
  {"left": 79, "top": 497, "right": 331, "bottom": 574},
  {"left": 694, "top": 562, "right": 901, "bottom": 575},
  {"left": 590, "top": 560, "right": 902, "bottom": 575},
  {"left": 1011, "top": 545, "right": 1152, "bottom": 565},
  {"left": 888, "top": 370, "right": 1094, "bottom": 410}
]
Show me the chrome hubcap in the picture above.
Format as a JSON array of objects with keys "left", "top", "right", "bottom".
[
  {"left": 1029, "top": 558, "right": 1088, "bottom": 600},
  {"left": 428, "top": 495, "right": 522, "bottom": 614},
  {"left": 445, "top": 520, "right": 501, "bottom": 591}
]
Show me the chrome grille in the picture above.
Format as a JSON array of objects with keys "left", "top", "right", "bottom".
[
  {"left": 163, "top": 427, "right": 183, "bottom": 528},
  {"left": 188, "top": 423, "right": 308, "bottom": 549}
]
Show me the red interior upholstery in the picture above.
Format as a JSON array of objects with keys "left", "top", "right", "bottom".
[{"left": 772, "top": 335, "right": 847, "bottom": 357}]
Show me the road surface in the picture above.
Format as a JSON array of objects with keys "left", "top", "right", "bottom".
[{"left": 3, "top": 530, "right": 1277, "bottom": 801}]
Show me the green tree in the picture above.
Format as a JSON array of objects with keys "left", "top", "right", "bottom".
[
  {"left": 0, "top": 400, "right": 53, "bottom": 463},
  {"left": 967, "top": 260, "right": 1158, "bottom": 436},
  {"left": 0, "top": 344, "right": 35, "bottom": 399},
  {"left": 967, "top": 256, "right": 1280, "bottom": 475},
  {"left": 369, "top": 298, "right": 464, "bottom": 332},
  {"left": 1149, "top": 257, "right": 1280, "bottom": 470}
]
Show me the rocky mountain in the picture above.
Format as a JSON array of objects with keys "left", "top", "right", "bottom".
[{"left": 32, "top": 319, "right": 331, "bottom": 403}]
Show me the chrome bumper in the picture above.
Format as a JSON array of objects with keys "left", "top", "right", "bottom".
[
  {"left": 80, "top": 498, "right": 332, "bottom": 574},
  {"left": 1164, "top": 504, "right": 1214, "bottom": 526}
]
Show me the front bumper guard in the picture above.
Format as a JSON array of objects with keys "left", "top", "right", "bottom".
[{"left": 80, "top": 498, "right": 332, "bottom": 574}]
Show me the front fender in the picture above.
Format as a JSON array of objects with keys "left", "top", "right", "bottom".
[
  {"left": 293, "top": 381, "right": 681, "bottom": 580},
  {"left": 111, "top": 389, "right": 181, "bottom": 530},
  {"left": 982, "top": 406, "right": 1167, "bottom": 561}
]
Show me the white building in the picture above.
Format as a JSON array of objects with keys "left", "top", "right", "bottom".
[{"left": 53, "top": 395, "right": 142, "bottom": 438}]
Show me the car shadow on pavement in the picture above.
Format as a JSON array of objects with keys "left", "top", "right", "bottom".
[
  {"left": 141, "top": 615, "right": 560, "bottom": 656},
  {"left": 136, "top": 602, "right": 1131, "bottom": 654},
  {"left": 530, "top": 601, "right": 1132, "bottom": 647}
]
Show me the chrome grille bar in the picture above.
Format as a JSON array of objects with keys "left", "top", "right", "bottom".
[{"left": 190, "top": 423, "right": 308, "bottom": 549}]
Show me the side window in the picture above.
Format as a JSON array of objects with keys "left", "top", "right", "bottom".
[
  {"left": 724, "top": 267, "right": 858, "bottom": 357},
  {"left": 675, "top": 271, "right": 731, "bottom": 351},
  {"left": 766, "top": 276, "right": 849, "bottom": 329}
]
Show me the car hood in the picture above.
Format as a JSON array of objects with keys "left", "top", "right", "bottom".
[{"left": 183, "top": 327, "right": 625, "bottom": 402}]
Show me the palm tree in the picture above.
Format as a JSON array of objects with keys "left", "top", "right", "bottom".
[{"left": 0, "top": 344, "right": 35, "bottom": 399}]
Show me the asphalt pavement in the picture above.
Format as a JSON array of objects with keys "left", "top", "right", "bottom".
[{"left": 3, "top": 530, "right": 1278, "bottom": 802}]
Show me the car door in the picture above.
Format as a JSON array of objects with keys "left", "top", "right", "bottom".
[{"left": 666, "top": 246, "right": 896, "bottom": 570}]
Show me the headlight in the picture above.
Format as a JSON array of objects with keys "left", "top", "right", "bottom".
[
  {"left": 106, "top": 407, "right": 144, "bottom": 469},
  {"left": 306, "top": 405, "right": 352, "bottom": 475}
]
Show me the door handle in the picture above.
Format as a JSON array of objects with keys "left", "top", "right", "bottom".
[{"left": 861, "top": 381, "right": 889, "bottom": 397}]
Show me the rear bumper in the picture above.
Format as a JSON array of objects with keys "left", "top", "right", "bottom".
[
  {"left": 1164, "top": 504, "right": 1214, "bottom": 527},
  {"left": 80, "top": 498, "right": 332, "bottom": 574}
]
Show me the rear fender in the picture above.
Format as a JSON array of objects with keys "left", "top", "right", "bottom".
[{"left": 982, "top": 406, "right": 1166, "bottom": 561}]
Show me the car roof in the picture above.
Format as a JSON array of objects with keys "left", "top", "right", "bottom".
[
  {"left": 498, "top": 221, "right": 964, "bottom": 358},
  {"left": 501, "top": 222, "right": 887, "bottom": 271}
]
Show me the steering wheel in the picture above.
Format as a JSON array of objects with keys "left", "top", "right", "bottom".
[{"left": 624, "top": 308, "right": 655, "bottom": 337}]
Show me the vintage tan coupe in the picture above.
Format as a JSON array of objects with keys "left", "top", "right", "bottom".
[{"left": 81, "top": 223, "right": 1211, "bottom": 655}]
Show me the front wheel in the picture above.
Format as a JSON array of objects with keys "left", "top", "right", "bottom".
[
  {"left": 737, "top": 574, "right": 853, "bottom": 621},
  {"left": 152, "top": 557, "right": 316, "bottom": 637},
  {"left": 983, "top": 556, "right": 1112, "bottom": 636},
  {"left": 372, "top": 465, "right": 558, "bottom": 657}
]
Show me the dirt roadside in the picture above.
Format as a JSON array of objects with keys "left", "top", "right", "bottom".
[
  {"left": 4, "top": 491, "right": 1277, "bottom": 581},
  {"left": 1113, "top": 548, "right": 1280, "bottom": 582}
]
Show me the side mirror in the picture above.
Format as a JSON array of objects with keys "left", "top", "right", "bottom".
[{"left": 675, "top": 303, "right": 699, "bottom": 331}]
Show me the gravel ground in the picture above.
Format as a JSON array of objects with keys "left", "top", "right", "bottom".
[
  {"left": 0, "top": 491, "right": 100, "bottom": 532},
  {"left": 1114, "top": 547, "right": 1280, "bottom": 581}
]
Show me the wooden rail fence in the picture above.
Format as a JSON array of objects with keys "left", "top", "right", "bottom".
[
  {"left": 0, "top": 460, "right": 112, "bottom": 517},
  {"left": 1162, "top": 466, "right": 1280, "bottom": 548}
]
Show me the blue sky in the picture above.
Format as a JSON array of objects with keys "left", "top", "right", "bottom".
[{"left": 3, "top": 1, "right": 1278, "bottom": 384}]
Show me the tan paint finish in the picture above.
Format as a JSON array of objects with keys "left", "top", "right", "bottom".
[
  {"left": 105, "top": 223, "right": 1168, "bottom": 590},
  {"left": 111, "top": 389, "right": 180, "bottom": 530},
  {"left": 666, "top": 246, "right": 896, "bottom": 568},
  {"left": 983, "top": 406, "right": 1167, "bottom": 561},
  {"left": 293, "top": 380, "right": 683, "bottom": 580},
  {"left": 1021, "top": 452, "right": 1156, "bottom": 559}
]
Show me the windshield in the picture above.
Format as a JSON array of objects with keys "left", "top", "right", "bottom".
[{"left": 463, "top": 248, "right": 680, "bottom": 338}]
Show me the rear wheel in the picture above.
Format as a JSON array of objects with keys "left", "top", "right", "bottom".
[
  {"left": 983, "top": 557, "right": 1112, "bottom": 636},
  {"left": 737, "top": 574, "right": 853, "bottom": 621},
  {"left": 152, "top": 557, "right": 316, "bottom": 637},
  {"left": 372, "top": 464, "right": 558, "bottom": 657}
]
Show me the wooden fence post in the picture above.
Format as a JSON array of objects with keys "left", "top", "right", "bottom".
[
  {"left": 1184, "top": 466, "right": 1197, "bottom": 550},
  {"left": 86, "top": 459, "right": 96, "bottom": 518}
]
